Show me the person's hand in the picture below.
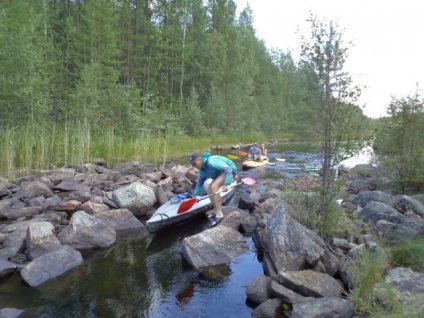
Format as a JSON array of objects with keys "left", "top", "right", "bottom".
[
  {"left": 232, "top": 175, "right": 238, "bottom": 182},
  {"left": 222, "top": 185, "right": 228, "bottom": 192}
]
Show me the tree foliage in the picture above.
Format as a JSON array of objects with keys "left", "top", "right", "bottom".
[
  {"left": 299, "top": 13, "right": 368, "bottom": 215},
  {"left": 375, "top": 87, "right": 424, "bottom": 192},
  {"left": 0, "top": 1, "right": 370, "bottom": 142}
]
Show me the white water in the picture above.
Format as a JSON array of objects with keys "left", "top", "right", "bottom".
[{"left": 338, "top": 145, "right": 375, "bottom": 169}]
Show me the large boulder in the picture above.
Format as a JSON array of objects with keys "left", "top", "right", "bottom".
[
  {"left": 181, "top": 226, "right": 248, "bottom": 270},
  {"left": 394, "top": 195, "right": 424, "bottom": 218},
  {"left": 251, "top": 298, "right": 283, "bottom": 318},
  {"left": 112, "top": 182, "right": 156, "bottom": 216},
  {"left": 93, "top": 209, "right": 144, "bottom": 231},
  {"left": 26, "top": 222, "right": 62, "bottom": 259},
  {"left": 246, "top": 275, "right": 272, "bottom": 304},
  {"left": 278, "top": 270, "right": 343, "bottom": 298},
  {"left": 265, "top": 203, "right": 335, "bottom": 273},
  {"left": 57, "top": 211, "right": 116, "bottom": 250},
  {"left": 291, "top": 297, "right": 354, "bottom": 318},
  {"left": 352, "top": 191, "right": 393, "bottom": 208},
  {"left": 20, "top": 245, "right": 83, "bottom": 287},
  {"left": 358, "top": 201, "right": 424, "bottom": 234},
  {"left": 375, "top": 267, "right": 424, "bottom": 310}
]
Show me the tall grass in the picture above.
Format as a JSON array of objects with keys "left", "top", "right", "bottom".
[
  {"left": 349, "top": 239, "right": 424, "bottom": 317},
  {"left": 349, "top": 248, "right": 393, "bottom": 315},
  {"left": 0, "top": 123, "right": 271, "bottom": 179},
  {"left": 0, "top": 126, "right": 16, "bottom": 178},
  {"left": 390, "top": 237, "right": 424, "bottom": 271}
]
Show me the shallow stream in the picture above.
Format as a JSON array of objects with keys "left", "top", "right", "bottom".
[{"left": 0, "top": 143, "right": 322, "bottom": 317}]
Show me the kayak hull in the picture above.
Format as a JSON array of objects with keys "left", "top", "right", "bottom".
[
  {"left": 146, "top": 181, "right": 237, "bottom": 233},
  {"left": 242, "top": 158, "right": 269, "bottom": 170}
]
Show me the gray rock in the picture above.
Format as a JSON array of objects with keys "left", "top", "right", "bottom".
[
  {"left": 181, "top": 226, "right": 248, "bottom": 270},
  {"left": 155, "top": 186, "right": 169, "bottom": 206},
  {"left": 58, "top": 211, "right": 116, "bottom": 250},
  {"left": 80, "top": 196, "right": 110, "bottom": 214},
  {"left": 270, "top": 280, "right": 313, "bottom": 304},
  {"left": 240, "top": 215, "right": 258, "bottom": 233},
  {"left": 156, "top": 177, "right": 173, "bottom": 190},
  {"left": 20, "top": 245, "right": 83, "bottom": 287},
  {"left": 352, "top": 190, "right": 393, "bottom": 207},
  {"left": 15, "top": 181, "right": 54, "bottom": 200},
  {"left": 278, "top": 270, "right": 343, "bottom": 298},
  {"left": 45, "top": 169, "right": 76, "bottom": 185},
  {"left": 359, "top": 201, "right": 424, "bottom": 234},
  {"left": 53, "top": 181, "right": 90, "bottom": 192},
  {"left": 375, "top": 267, "right": 424, "bottom": 310},
  {"left": 93, "top": 209, "right": 144, "bottom": 231},
  {"left": 25, "top": 222, "right": 62, "bottom": 259},
  {"left": 265, "top": 203, "right": 334, "bottom": 273},
  {"left": 246, "top": 275, "right": 272, "bottom": 303},
  {"left": 0, "top": 260, "right": 17, "bottom": 277},
  {"left": 221, "top": 210, "right": 242, "bottom": 231},
  {"left": 113, "top": 161, "right": 156, "bottom": 176},
  {"left": 82, "top": 174, "right": 110, "bottom": 187},
  {"left": 0, "top": 228, "right": 27, "bottom": 261},
  {"left": 394, "top": 195, "right": 424, "bottom": 217},
  {"left": 251, "top": 298, "right": 283, "bottom": 318},
  {"left": 237, "top": 192, "right": 257, "bottom": 211},
  {"left": 291, "top": 297, "right": 354, "bottom": 318},
  {"left": 112, "top": 182, "right": 157, "bottom": 216},
  {"left": 0, "top": 207, "right": 42, "bottom": 220},
  {"left": 375, "top": 220, "right": 418, "bottom": 245}
]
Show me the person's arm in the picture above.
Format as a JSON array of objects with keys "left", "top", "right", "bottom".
[{"left": 193, "top": 175, "right": 206, "bottom": 196}]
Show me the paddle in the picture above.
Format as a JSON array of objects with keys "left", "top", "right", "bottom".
[
  {"left": 275, "top": 158, "right": 286, "bottom": 162},
  {"left": 177, "top": 177, "right": 256, "bottom": 214}
]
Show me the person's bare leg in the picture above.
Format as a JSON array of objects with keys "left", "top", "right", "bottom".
[{"left": 207, "top": 173, "right": 225, "bottom": 218}]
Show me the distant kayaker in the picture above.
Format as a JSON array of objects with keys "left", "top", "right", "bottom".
[
  {"left": 189, "top": 152, "right": 238, "bottom": 227},
  {"left": 260, "top": 143, "right": 268, "bottom": 159},
  {"left": 247, "top": 143, "right": 261, "bottom": 161}
]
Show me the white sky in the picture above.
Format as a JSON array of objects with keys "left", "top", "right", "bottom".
[{"left": 234, "top": 0, "right": 424, "bottom": 118}]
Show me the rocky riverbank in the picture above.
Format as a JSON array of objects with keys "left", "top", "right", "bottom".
[{"left": 1, "top": 160, "right": 424, "bottom": 317}]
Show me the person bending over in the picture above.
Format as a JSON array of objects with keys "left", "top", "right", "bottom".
[{"left": 189, "top": 152, "right": 238, "bottom": 226}]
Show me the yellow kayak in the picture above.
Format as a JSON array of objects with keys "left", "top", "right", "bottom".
[{"left": 242, "top": 158, "right": 274, "bottom": 170}]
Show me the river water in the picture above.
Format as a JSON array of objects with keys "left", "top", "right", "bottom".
[{"left": 0, "top": 143, "right": 322, "bottom": 317}]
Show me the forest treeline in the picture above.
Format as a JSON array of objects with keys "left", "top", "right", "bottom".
[{"left": 1, "top": 0, "right": 369, "bottom": 138}]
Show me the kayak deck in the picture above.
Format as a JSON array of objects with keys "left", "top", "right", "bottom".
[{"left": 146, "top": 181, "right": 237, "bottom": 233}]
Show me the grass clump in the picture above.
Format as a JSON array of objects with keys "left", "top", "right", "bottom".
[{"left": 390, "top": 236, "right": 424, "bottom": 272}]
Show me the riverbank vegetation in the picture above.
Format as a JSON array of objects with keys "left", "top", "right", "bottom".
[
  {"left": 0, "top": 123, "right": 272, "bottom": 179},
  {"left": 1, "top": 0, "right": 369, "bottom": 178}
]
